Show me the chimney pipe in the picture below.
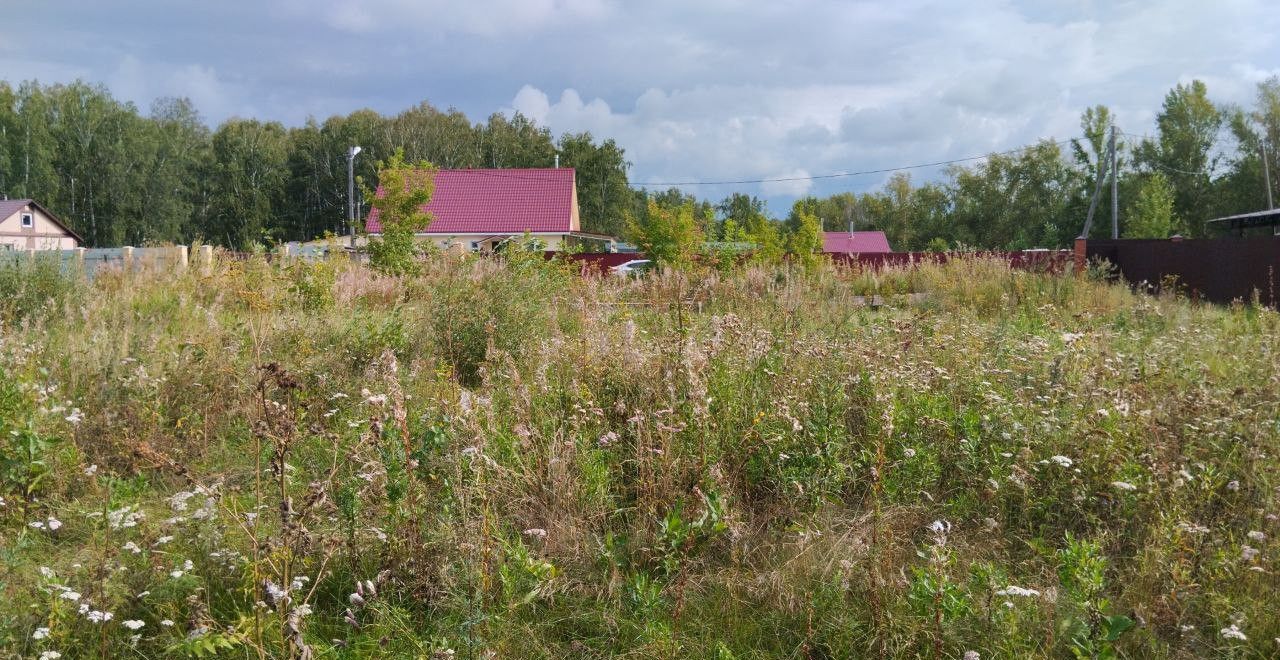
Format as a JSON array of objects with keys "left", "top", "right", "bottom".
[{"left": 554, "top": 154, "right": 560, "bottom": 168}]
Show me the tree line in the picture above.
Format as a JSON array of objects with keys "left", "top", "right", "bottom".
[
  {"left": 0, "top": 81, "right": 631, "bottom": 248},
  {"left": 629, "top": 78, "right": 1280, "bottom": 253},
  {"left": 1, "top": 77, "right": 1277, "bottom": 250}
]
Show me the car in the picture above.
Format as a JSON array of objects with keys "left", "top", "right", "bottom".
[{"left": 610, "top": 259, "right": 654, "bottom": 277}]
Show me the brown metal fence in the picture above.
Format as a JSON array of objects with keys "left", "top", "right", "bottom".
[{"left": 1083, "top": 237, "right": 1280, "bottom": 306}]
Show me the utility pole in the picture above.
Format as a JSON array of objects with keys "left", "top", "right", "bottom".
[
  {"left": 1263, "top": 143, "right": 1275, "bottom": 210},
  {"left": 347, "top": 146, "right": 362, "bottom": 249},
  {"left": 1110, "top": 125, "right": 1119, "bottom": 239}
]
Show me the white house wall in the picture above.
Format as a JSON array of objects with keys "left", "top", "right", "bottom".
[{"left": 0, "top": 203, "right": 79, "bottom": 250}]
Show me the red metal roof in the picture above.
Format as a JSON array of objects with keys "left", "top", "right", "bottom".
[
  {"left": 822, "top": 231, "right": 892, "bottom": 253},
  {"left": 365, "top": 168, "right": 576, "bottom": 234}
]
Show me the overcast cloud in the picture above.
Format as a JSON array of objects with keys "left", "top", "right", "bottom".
[{"left": 5, "top": 0, "right": 1279, "bottom": 210}]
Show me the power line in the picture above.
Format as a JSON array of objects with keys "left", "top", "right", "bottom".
[{"left": 632, "top": 136, "right": 1081, "bottom": 187}]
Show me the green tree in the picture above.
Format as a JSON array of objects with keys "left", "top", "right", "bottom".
[
  {"left": 367, "top": 149, "right": 435, "bottom": 275},
  {"left": 626, "top": 198, "right": 703, "bottom": 269},
  {"left": 1136, "top": 81, "right": 1222, "bottom": 235},
  {"left": 785, "top": 207, "right": 823, "bottom": 271},
  {"left": 1124, "top": 173, "right": 1178, "bottom": 238},
  {"left": 205, "top": 118, "right": 290, "bottom": 249}
]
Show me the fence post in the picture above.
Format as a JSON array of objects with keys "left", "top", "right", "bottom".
[
  {"left": 122, "top": 246, "right": 134, "bottom": 272},
  {"left": 75, "top": 247, "right": 86, "bottom": 272},
  {"left": 199, "top": 245, "right": 213, "bottom": 276},
  {"left": 1073, "top": 238, "right": 1087, "bottom": 276},
  {"left": 176, "top": 245, "right": 189, "bottom": 270}
]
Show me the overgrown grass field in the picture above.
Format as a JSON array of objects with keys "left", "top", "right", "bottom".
[{"left": 1, "top": 252, "right": 1277, "bottom": 658}]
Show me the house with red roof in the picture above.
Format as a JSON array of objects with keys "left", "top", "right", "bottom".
[
  {"left": 822, "top": 231, "right": 892, "bottom": 254},
  {"left": 363, "top": 167, "right": 615, "bottom": 252},
  {"left": 0, "top": 199, "right": 82, "bottom": 250}
]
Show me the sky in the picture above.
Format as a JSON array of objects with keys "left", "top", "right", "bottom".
[{"left": 4, "top": 0, "right": 1280, "bottom": 213}]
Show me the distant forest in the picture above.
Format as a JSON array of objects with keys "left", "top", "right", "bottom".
[{"left": 0, "top": 78, "right": 1277, "bottom": 250}]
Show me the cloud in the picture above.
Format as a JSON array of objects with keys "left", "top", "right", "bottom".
[{"left": 6, "top": 0, "right": 1280, "bottom": 211}]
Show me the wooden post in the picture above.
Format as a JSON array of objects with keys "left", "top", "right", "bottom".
[
  {"left": 176, "top": 245, "right": 189, "bottom": 270},
  {"left": 76, "top": 247, "right": 86, "bottom": 272},
  {"left": 1073, "top": 238, "right": 1087, "bottom": 276},
  {"left": 199, "top": 245, "right": 213, "bottom": 276},
  {"left": 122, "top": 246, "right": 134, "bottom": 271}
]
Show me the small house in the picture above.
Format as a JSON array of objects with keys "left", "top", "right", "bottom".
[
  {"left": 365, "top": 168, "right": 615, "bottom": 252},
  {"left": 822, "top": 231, "right": 892, "bottom": 254},
  {"left": 0, "top": 199, "right": 82, "bottom": 250}
]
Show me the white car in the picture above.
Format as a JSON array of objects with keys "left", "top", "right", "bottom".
[{"left": 610, "top": 259, "right": 654, "bottom": 277}]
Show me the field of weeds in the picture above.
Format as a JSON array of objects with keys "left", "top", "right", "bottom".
[{"left": 1, "top": 252, "right": 1278, "bottom": 659}]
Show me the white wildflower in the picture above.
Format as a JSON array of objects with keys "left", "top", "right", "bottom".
[
  {"left": 902, "top": 448, "right": 916, "bottom": 459},
  {"left": 1049, "top": 455, "right": 1073, "bottom": 468},
  {"left": 995, "top": 586, "right": 1041, "bottom": 598},
  {"left": 160, "top": 619, "right": 174, "bottom": 627},
  {"left": 39, "top": 652, "right": 61, "bottom": 660},
  {"left": 168, "top": 491, "right": 196, "bottom": 512},
  {"left": 1241, "top": 545, "right": 1260, "bottom": 561},
  {"left": 83, "top": 464, "right": 97, "bottom": 476},
  {"left": 1220, "top": 624, "right": 1247, "bottom": 641},
  {"left": 85, "top": 610, "right": 113, "bottom": 623},
  {"left": 1247, "top": 530, "right": 1266, "bottom": 542},
  {"left": 123, "top": 619, "right": 145, "bottom": 630},
  {"left": 39, "top": 566, "right": 55, "bottom": 579},
  {"left": 1111, "top": 481, "right": 1137, "bottom": 492},
  {"left": 58, "top": 591, "right": 81, "bottom": 602},
  {"left": 29, "top": 520, "right": 45, "bottom": 530},
  {"left": 65, "top": 408, "right": 83, "bottom": 424},
  {"left": 154, "top": 536, "right": 174, "bottom": 546},
  {"left": 46, "top": 517, "right": 62, "bottom": 531},
  {"left": 964, "top": 652, "right": 980, "bottom": 660},
  {"left": 122, "top": 541, "right": 142, "bottom": 554},
  {"left": 32, "top": 627, "right": 50, "bottom": 639},
  {"left": 1227, "top": 480, "right": 1240, "bottom": 492},
  {"left": 523, "top": 528, "right": 548, "bottom": 540}
]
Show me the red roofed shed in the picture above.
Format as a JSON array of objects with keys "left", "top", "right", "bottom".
[
  {"left": 822, "top": 231, "right": 892, "bottom": 254},
  {"left": 364, "top": 168, "right": 613, "bottom": 252}
]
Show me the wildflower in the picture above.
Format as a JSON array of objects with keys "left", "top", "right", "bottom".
[
  {"left": 122, "top": 541, "right": 142, "bottom": 554},
  {"left": 168, "top": 491, "right": 195, "bottom": 512},
  {"left": 58, "top": 591, "right": 81, "bottom": 602},
  {"left": 1111, "top": 481, "right": 1137, "bottom": 492},
  {"left": 85, "top": 610, "right": 113, "bottom": 623},
  {"left": 83, "top": 464, "right": 97, "bottom": 476},
  {"left": 902, "top": 447, "right": 916, "bottom": 459},
  {"left": 1227, "top": 480, "right": 1240, "bottom": 492},
  {"left": 154, "top": 536, "right": 174, "bottom": 546},
  {"left": 523, "top": 528, "right": 548, "bottom": 540},
  {"left": 39, "top": 652, "right": 61, "bottom": 660},
  {"left": 1049, "top": 455, "right": 1073, "bottom": 468},
  {"left": 1247, "top": 530, "right": 1266, "bottom": 542},
  {"left": 123, "top": 620, "right": 145, "bottom": 630},
  {"left": 46, "top": 517, "right": 62, "bottom": 531},
  {"left": 29, "top": 520, "right": 45, "bottom": 530},
  {"left": 33, "top": 627, "right": 50, "bottom": 639},
  {"left": 597, "top": 431, "right": 617, "bottom": 447},
  {"left": 995, "top": 586, "right": 1041, "bottom": 598},
  {"left": 964, "top": 652, "right": 980, "bottom": 660},
  {"left": 160, "top": 619, "right": 174, "bottom": 627},
  {"left": 65, "top": 408, "right": 83, "bottom": 423},
  {"left": 39, "top": 566, "right": 55, "bottom": 580},
  {"left": 460, "top": 447, "right": 480, "bottom": 458},
  {"left": 1221, "top": 624, "right": 1247, "bottom": 641},
  {"left": 349, "top": 592, "right": 365, "bottom": 606},
  {"left": 1241, "top": 545, "right": 1260, "bottom": 561}
]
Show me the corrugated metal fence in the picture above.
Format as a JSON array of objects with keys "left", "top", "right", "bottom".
[{"left": 1082, "top": 237, "right": 1280, "bottom": 306}]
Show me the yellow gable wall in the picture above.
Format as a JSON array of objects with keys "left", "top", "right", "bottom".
[{"left": 0, "top": 203, "right": 80, "bottom": 250}]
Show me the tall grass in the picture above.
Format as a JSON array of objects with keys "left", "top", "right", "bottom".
[{"left": 1, "top": 252, "right": 1277, "bottom": 658}]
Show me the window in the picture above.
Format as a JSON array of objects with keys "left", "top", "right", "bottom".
[
  {"left": 470, "top": 241, "right": 480, "bottom": 252},
  {"left": 20, "top": 213, "right": 33, "bottom": 228}
]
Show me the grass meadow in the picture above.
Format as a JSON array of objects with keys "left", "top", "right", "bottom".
[{"left": 1, "top": 251, "right": 1278, "bottom": 659}]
